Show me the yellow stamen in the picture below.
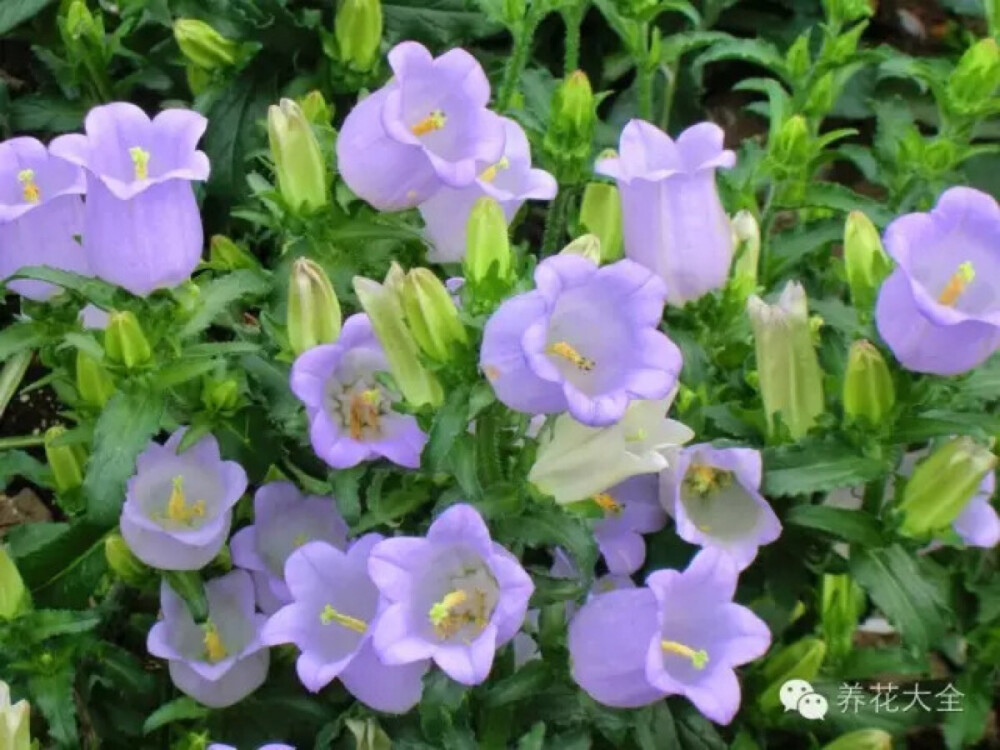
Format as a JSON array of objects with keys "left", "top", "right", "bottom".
[
  {"left": 411, "top": 110, "right": 447, "bottom": 136},
  {"left": 165, "top": 476, "right": 206, "bottom": 525},
  {"left": 479, "top": 156, "right": 510, "bottom": 183},
  {"left": 17, "top": 169, "right": 40, "bottom": 203},
  {"left": 319, "top": 604, "right": 368, "bottom": 633},
  {"left": 593, "top": 492, "right": 623, "bottom": 516},
  {"left": 937, "top": 261, "right": 976, "bottom": 306},
  {"left": 129, "top": 146, "right": 150, "bottom": 180},
  {"left": 660, "top": 640, "right": 709, "bottom": 670},
  {"left": 548, "top": 341, "right": 595, "bottom": 371},
  {"left": 348, "top": 389, "right": 382, "bottom": 440},
  {"left": 293, "top": 533, "right": 310, "bottom": 548},
  {"left": 429, "top": 589, "right": 490, "bottom": 639},
  {"left": 203, "top": 622, "right": 228, "bottom": 663},
  {"left": 684, "top": 465, "right": 732, "bottom": 497}
]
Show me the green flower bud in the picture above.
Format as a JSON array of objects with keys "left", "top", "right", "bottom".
[
  {"left": 843, "top": 340, "right": 895, "bottom": 427},
  {"left": 0, "top": 546, "right": 29, "bottom": 620},
  {"left": 844, "top": 211, "right": 892, "bottom": 311},
  {"left": 44, "top": 426, "right": 86, "bottom": 494},
  {"left": 464, "top": 196, "right": 513, "bottom": 288},
  {"left": 346, "top": 718, "right": 392, "bottom": 750},
  {"left": 0, "top": 680, "right": 31, "bottom": 750},
  {"left": 560, "top": 234, "right": 602, "bottom": 264},
  {"left": 803, "top": 72, "right": 837, "bottom": 117},
  {"left": 335, "top": 0, "right": 383, "bottom": 72},
  {"left": 173, "top": 19, "right": 239, "bottom": 70},
  {"left": 400, "top": 268, "right": 468, "bottom": 363},
  {"left": 75, "top": 349, "right": 115, "bottom": 408},
  {"left": 759, "top": 637, "right": 827, "bottom": 713},
  {"left": 785, "top": 33, "right": 812, "bottom": 81},
  {"left": 64, "top": 0, "right": 102, "bottom": 45},
  {"left": 354, "top": 274, "right": 443, "bottom": 407},
  {"left": 288, "top": 258, "right": 342, "bottom": 355},
  {"left": 821, "top": 574, "right": 865, "bottom": 664},
  {"left": 923, "top": 138, "right": 958, "bottom": 174},
  {"left": 948, "top": 39, "right": 1000, "bottom": 115},
  {"left": 821, "top": 0, "right": 873, "bottom": 24},
  {"left": 747, "top": 282, "right": 825, "bottom": 440},
  {"left": 201, "top": 377, "right": 241, "bottom": 413},
  {"left": 104, "top": 311, "right": 152, "bottom": 370},
  {"left": 770, "top": 116, "right": 811, "bottom": 171},
  {"left": 821, "top": 730, "right": 892, "bottom": 750},
  {"left": 898, "top": 437, "right": 997, "bottom": 538},
  {"left": 268, "top": 99, "right": 328, "bottom": 213},
  {"left": 579, "top": 179, "right": 624, "bottom": 262},
  {"left": 104, "top": 532, "right": 151, "bottom": 586},
  {"left": 824, "top": 20, "right": 867, "bottom": 65},
  {"left": 209, "top": 235, "right": 260, "bottom": 271},
  {"left": 297, "top": 90, "right": 332, "bottom": 126},
  {"left": 545, "top": 71, "right": 596, "bottom": 167},
  {"left": 729, "top": 210, "right": 760, "bottom": 301}
]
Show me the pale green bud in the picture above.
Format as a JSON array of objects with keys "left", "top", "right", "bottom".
[
  {"left": 759, "top": 637, "right": 827, "bottom": 713},
  {"left": 843, "top": 340, "right": 895, "bottom": 427},
  {"left": 335, "top": 0, "right": 383, "bottom": 72},
  {"left": 821, "top": 574, "right": 865, "bottom": 664},
  {"left": 288, "top": 258, "right": 342, "bottom": 355},
  {"left": 821, "top": 730, "right": 892, "bottom": 750},
  {"left": 44, "top": 426, "right": 86, "bottom": 494},
  {"left": 730, "top": 210, "right": 760, "bottom": 301},
  {"left": 545, "top": 71, "right": 596, "bottom": 170},
  {"left": 844, "top": 211, "right": 892, "bottom": 311},
  {"left": 104, "top": 532, "right": 151, "bottom": 586},
  {"left": 104, "top": 311, "right": 152, "bottom": 370},
  {"left": 346, "top": 718, "right": 392, "bottom": 750},
  {"left": 803, "top": 72, "right": 837, "bottom": 117},
  {"left": 64, "top": 0, "right": 101, "bottom": 45},
  {"left": 770, "top": 116, "right": 811, "bottom": 170},
  {"left": 898, "top": 437, "right": 997, "bottom": 538},
  {"left": 785, "top": 33, "right": 812, "bottom": 81},
  {"left": 75, "top": 349, "right": 115, "bottom": 408},
  {"left": 173, "top": 19, "right": 239, "bottom": 70},
  {"left": 297, "top": 90, "right": 332, "bottom": 126},
  {"left": 948, "top": 39, "right": 1000, "bottom": 115},
  {"left": 209, "top": 235, "right": 260, "bottom": 271},
  {"left": 464, "top": 196, "right": 513, "bottom": 288},
  {"left": 579, "top": 178, "right": 623, "bottom": 262},
  {"left": 268, "top": 99, "right": 328, "bottom": 213},
  {"left": 747, "top": 282, "right": 825, "bottom": 440},
  {"left": 0, "top": 547, "right": 29, "bottom": 620},
  {"left": 560, "top": 234, "right": 602, "bottom": 264},
  {"left": 0, "top": 680, "right": 30, "bottom": 750},
  {"left": 201, "top": 377, "right": 241, "bottom": 413},
  {"left": 400, "top": 268, "right": 467, "bottom": 363}
]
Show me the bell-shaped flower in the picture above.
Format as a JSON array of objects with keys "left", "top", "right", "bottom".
[
  {"left": 660, "top": 445, "right": 781, "bottom": 570},
  {"left": 147, "top": 570, "right": 269, "bottom": 708},
  {"left": 50, "top": 102, "right": 210, "bottom": 296},
  {"left": 290, "top": 313, "right": 428, "bottom": 469},
  {"left": 367, "top": 503, "right": 534, "bottom": 686},
  {"left": 336, "top": 41, "right": 506, "bottom": 211},
  {"left": 0, "top": 137, "right": 88, "bottom": 300},
  {"left": 876, "top": 187, "right": 1000, "bottom": 375},
  {"left": 596, "top": 120, "right": 736, "bottom": 307},
  {"left": 592, "top": 474, "right": 666, "bottom": 575},
  {"left": 119, "top": 428, "right": 247, "bottom": 571},
  {"left": 952, "top": 471, "right": 1000, "bottom": 548},
  {"left": 419, "top": 117, "right": 556, "bottom": 263},
  {"left": 569, "top": 549, "right": 770, "bottom": 724},
  {"left": 480, "top": 254, "right": 682, "bottom": 426},
  {"left": 262, "top": 537, "right": 429, "bottom": 712},
  {"left": 230, "top": 482, "right": 349, "bottom": 613},
  {"left": 528, "top": 395, "right": 693, "bottom": 505}
]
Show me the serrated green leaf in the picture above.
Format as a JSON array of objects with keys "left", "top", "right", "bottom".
[
  {"left": 0, "top": 321, "right": 46, "bottom": 362},
  {"left": 0, "top": 0, "right": 56, "bottom": 35},
  {"left": 785, "top": 505, "right": 883, "bottom": 546},
  {"left": 485, "top": 661, "right": 550, "bottom": 708},
  {"left": 179, "top": 270, "right": 271, "bottom": 339},
  {"left": 893, "top": 410, "right": 1000, "bottom": 442},
  {"left": 142, "top": 696, "right": 210, "bottom": 734},
  {"left": 29, "top": 670, "right": 78, "bottom": 748},
  {"left": 777, "top": 183, "right": 894, "bottom": 225},
  {"left": 693, "top": 39, "right": 788, "bottom": 87},
  {"left": 763, "top": 444, "right": 889, "bottom": 496},
  {"left": 153, "top": 358, "right": 220, "bottom": 390},
  {"left": 383, "top": 0, "right": 503, "bottom": 47},
  {"left": 494, "top": 503, "right": 597, "bottom": 580},
  {"left": 0, "top": 450, "right": 53, "bottom": 491},
  {"left": 18, "top": 609, "right": 100, "bottom": 641},
  {"left": 10, "top": 266, "right": 118, "bottom": 308},
  {"left": 766, "top": 219, "right": 843, "bottom": 281},
  {"left": 423, "top": 386, "right": 471, "bottom": 473}
]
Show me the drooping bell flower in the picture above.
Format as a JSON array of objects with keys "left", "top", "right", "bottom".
[
  {"left": 875, "top": 187, "right": 1000, "bottom": 375},
  {"left": 147, "top": 570, "right": 269, "bottom": 708},
  {"left": 119, "top": 428, "right": 248, "bottom": 571},
  {"left": 230, "top": 482, "right": 349, "bottom": 613},
  {"left": 336, "top": 41, "right": 506, "bottom": 211},
  {"left": 0, "top": 137, "right": 88, "bottom": 300},
  {"left": 569, "top": 549, "right": 771, "bottom": 724},
  {"left": 419, "top": 117, "right": 556, "bottom": 263},
  {"left": 659, "top": 445, "right": 781, "bottom": 570},
  {"left": 367, "top": 503, "right": 534, "bottom": 686},
  {"left": 592, "top": 474, "right": 667, "bottom": 575},
  {"left": 596, "top": 120, "right": 736, "bottom": 307},
  {"left": 290, "top": 313, "right": 429, "bottom": 469},
  {"left": 262, "top": 536, "right": 429, "bottom": 712},
  {"left": 50, "top": 102, "right": 210, "bottom": 296},
  {"left": 480, "top": 254, "right": 682, "bottom": 426}
]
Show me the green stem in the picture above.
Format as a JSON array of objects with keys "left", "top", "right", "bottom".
[
  {"left": 475, "top": 406, "right": 505, "bottom": 487},
  {"left": 81, "top": 51, "right": 114, "bottom": 103},
  {"left": 0, "top": 350, "right": 32, "bottom": 424},
  {"left": 0, "top": 434, "right": 46, "bottom": 450},
  {"left": 541, "top": 186, "right": 573, "bottom": 256},
  {"left": 636, "top": 22, "right": 653, "bottom": 120},
  {"left": 862, "top": 477, "right": 885, "bottom": 517},
  {"left": 658, "top": 63, "right": 677, "bottom": 131},
  {"left": 497, "top": 13, "right": 539, "bottom": 111},
  {"left": 562, "top": 6, "right": 584, "bottom": 74}
]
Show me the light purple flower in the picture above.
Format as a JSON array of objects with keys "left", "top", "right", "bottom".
[
  {"left": 659, "top": 445, "right": 780, "bottom": 571},
  {"left": 230, "top": 482, "right": 349, "bottom": 613},
  {"left": 876, "top": 187, "right": 1000, "bottom": 375},
  {"left": 148, "top": 570, "right": 269, "bottom": 708},
  {"left": 290, "top": 313, "right": 428, "bottom": 469},
  {"left": 480, "top": 254, "right": 681, "bottom": 427},
  {"left": 119, "top": 428, "right": 247, "bottom": 571},
  {"left": 336, "top": 42, "right": 506, "bottom": 212},
  {"left": 952, "top": 471, "right": 1000, "bottom": 548},
  {"left": 367, "top": 503, "right": 534, "bottom": 686},
  {"left": 261, "top": 537, "right": 429, "bottom": 713},
  {"left": 50, "top": 103, "right": 209, "bottom": 296},
  {"left": 420, "top": 117, "right": 556, "bottom": 263},
  {"left": 569, "top": 549, "right": 770, "bottom": 724},
  {"left": 0, "top": 137, "right": 88, "bottom": 300},
  {"left": 596, "top": 120, "right": 736, "bottom": 307},
  {"left": 593, "top": 474, "right": 666, "bottom": 575}
]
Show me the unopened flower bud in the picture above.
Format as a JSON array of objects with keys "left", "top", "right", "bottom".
[
  {"left": 545, "top": 71, "right": 596, "bottom": 168},
  {"left": 209, "top": 235, "right": 260, "bottom": 271},
  {"left": 821, "top": 0, "right": 873, "bottom": 24},
  {"left": 803, "top": 72, "right": 837, "bottom": 117},
  {"left": 400, "top": 268, "right": 468, "bottom": 363},
  {"left": 75, "top": 349, "right": 115, "bottom": 408},
  {"left": 268, "top": 99, "right": 328, "bottom": 212},
  {"left": 464, "top": 196, "right": 513, "bottom": 289},
  {"left": 843, "top": 341, "right": 895, "bottom": 427},
  {"left": 560, "top": 234, "right": 602, "bottom": 264},
  {"left": 288, "top": 258, "right": 342, "bottom": 355},
  {"left": 898, "top": 437, "right": 997, "bottom": 538},
  {"left": 173, "top": 19, "right": 239, "bottom": 70},
  {"left": 844, "top": 211, "right": 891, "bottom": 311},
  {"left": 821, "top": 574, "right": 865, "bottom": 664},
  {"left": 104, "top": 311, "right": 152, "bottom": 370},
  {"left": 0, "top": 680, "right": 31, "bottom": 750},
  {"left": 948, "top": 39, "right": 1000, "bottom": 115},
  {"left": 201, "top": 377, "right": 241, "bottom": 413},
  {"left": 64, "top": 0, "right": 101, "bottom": 45},
  {"left": 759, "top": 637, "right": 827, "bottom": 713},
  {"left": 785, "top": 34, "right": 812, "bottom": 81},
  {"left": 104, "top": 532, "right": 151, "bottom": 586},
  {"left": 297, "top": 91, "right": 332, "bottom": 126},
  {"left": 44, "top": 426, "right": 86, "bottom": 494},
  {"left": 335, "top": 0, "right": 383, "bottom": 72},
  {"left": 346, "top": 717, "right": 393, "bottom": 750},
  {"left": 770, "top": 116, "right": 811, "bottom": 171},
  {"left": 730, "top": 210, "right": 760, "bottom": 301},
  {"left": 0, "top": 547, "right": 29, "bottom": 620},
  {"left": 579, "top": 178, "right": 623, "bottom": 261},
  {"left": 821, "top": 730, "right": 892, "bottom": 750}
]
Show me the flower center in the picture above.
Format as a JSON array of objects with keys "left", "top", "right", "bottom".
[
  {"left": 479, "top": 156, "right": 511, "bottom": 182},
  {"left": 348, "top": 388, "right": 383, "bottom": 441},
  {"left": 17, "top": 169, "right": 40, "bottom": 203},
  {"left": 683, "top": 465, "right": 732, "bottom": 498},
  {"left": 411, "top": 110, "right": 447, "bottom": 137},
  {"left": 937, "top": 261, "right": 975, "bottom": 307},
  {"left": 163, "top": 476, "right": 206, "bottom": 526},
  {"left": 129, "top": 146, "right": 150, "bottom": 180},
  {"left": 660, "top": 639, "right": 709, "bottom": 670},
  {"left": 548, "top": 341, "right": 595, "bottom": 371},
  {"left": 593, "top": 492, "right": 623, "bottom": 516},
  {"left": 293, "top": 532, "right": 310, "bottom": 548},
  {"left": 429, "top": 588, "right": 490, "bottom": 640},
  {"left": 202, "top": 621, "right": 228, "bottom": 663},
  {"left": 319, "top": 604, "right": 368, "bottom": 633}
]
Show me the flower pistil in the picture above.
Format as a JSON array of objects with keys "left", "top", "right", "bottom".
[
  {"left": 479, "top": 156, "right": 510, "bottom": 182},
  {"left": 593, "top": 492, "right": 623, "bottom": 516},
  {"left": 411, "top": 110, "right": 447, "bottom": 137},
  {"left": 129, "top": 146, "right": 151, "bottom": 180},
  {"left": 429, "top": 589, "right": 489, "bottom": 639},
  {"left": 319, "top": 604, "right": 368, "bottom": 633},
  {"left": 548, "top": 341, "right": 595, "bottom": 371},
  {"left": 17, "top": 169, "right": 40, "bottom": 203},
  {"left": 202, "top": 621, "right": 228, "bottom": 662},
  {"left": 660, "top": 639, "right": 709, "bottom": 670},
  {"left": 937, "top": 261, "right": 976, "bottom": 306},
  {"left": 164, "top": 476, "right": 206, "bottom": 526}
]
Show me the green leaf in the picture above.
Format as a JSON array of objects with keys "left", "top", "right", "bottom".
[
  {"left": 763, "top": 444, "right": 890, "bottom": 496},
  {"left": 0, "top": 321, "right": 46, "bottom": 362},
  {"left": 142, "top": 696, "right": 210, "bottom": 734},
  {"left": 0, "top": 0, "right": 56, "bottom": 35},
  {"left": 494, "top": 503, "right": 598, "bottom": 580},
  {"left": 0, "top": 450, "right": 53, "bottom": 491},
  {"left": 162, "top": 571, "right": 209, "bottom": 621},
  {"left": 784, "top": 505, "right": 883, "bottom": 547},
  {"left": 659, "top": 30, "right": 731, "bottom": 65},
  {"left": 850, "top": 545, "right": 950, "bottom": 650},
  {"left": 83, "top": 389, "right": 164, "bottom": 524},
  {"left": 9, "top": 266, "right": 118, "bottom": 308},
  {"left": 29, "top": 670, "right": 78, "bottom": 748},
  {"left": 766, "top": 219, "right": 843, "bottom": 281},
  {"left": 182, "top": 341, "right": 261, "bottom": 358},
  {"left": 383, "top": 0, "right": 503, "bottom": 47},
  {"left": 328, "top": 219, "right": 429, "bottom": 246},
  {"left": 8, "top": 94, "right": 87, "bottom": 133},
  {"left": 423, "top": 386, "right": 471, "bottom": 473},
  {"left": 179, "top": 270, "right": 271, "bottom": 339},
  {"left": 893, "top": 410, "right": 1000, "bottom": 442},
  {"left": 153, "top": 358, "right": 220, "bottom": 390},
  {"left": 692, "top": 39, "right": 788, "bottom": 87},
  {"left": 15, "top": 609, "right": 101, "bottom": 641},
  {"left": 484, "top": 661, "right": 550, "bottom": 708},
  {"left": 777, "top": 183, "right": 894, "bottom": 225}
]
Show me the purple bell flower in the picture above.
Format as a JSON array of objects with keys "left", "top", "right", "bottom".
[
  {"left": 148, "top": 570, "right": 269, "bottom": 708},
  {"left": 876, "top": 187, "right": 1000, "bottom": 375},
  {"left": 569, "top": 549, "right": 770, "bottom": 724},
  {"left": 480, "top": 254, "right": 682, "bottom": 426},
  {"left": 596, "top": 120, "right": 736, "bottom": 307},
  {"left": 0, "top": 137, "right": 88, "bottom": 300},
  {"left": 262, "top": 537, "right": 429, "bottom": 712},
  {"left": 336, "top": 42, "right": 506, "bottom": 211},
  {"left": 592, "top": 474, "right": 666, "bottom": 575},
  {"left": 119, "top": 428, "right": 247, "bottom": 571},
  {"left": 230, "top": 482, "right": 349, "bottom": 613},
  {"left": 420, "top": 116, "right": 557, "bottom": 264},
  {"left": 367, "top": 503, "right": 534, "bottom": 686},
  {"left": 952, "top": 471, "right": 1000, "bottom": 548},
  {"left": 660, "top": 445, "right": 780, "bottom": 571},
  {"left": 290, "top": 313, "right": 428, "bottom": 469},
  {"left": 50, "top": 103, "right": 210, "bottom": 296}
]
